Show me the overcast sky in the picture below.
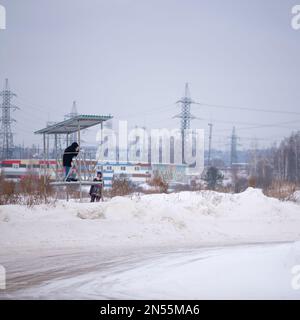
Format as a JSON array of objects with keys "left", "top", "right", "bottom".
[{"left": 1, "top": 0, "right": 300, "bottom": 150}]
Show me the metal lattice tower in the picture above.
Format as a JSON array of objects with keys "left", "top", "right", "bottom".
[
  {"left": 174, "top": 83, "right": 197, "bottom": 131},
  {"left": 0, "top": 79, "right": 18, "bottom": 159},
  {"left": 65, "top": 100, "right": 78, "bottom": 143},
  {"left": 230, "top": 126, "right": 238, "bottom": 166},
  {"left": 174, "top": 83, "right": 197, "bottom": 163}
]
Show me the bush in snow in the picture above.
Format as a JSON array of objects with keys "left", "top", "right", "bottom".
[
  {"left": 147, "top": 172, "right": 169, "bottom": 194},
  {"left": 110, "top": 175, "right": 135, "bottom": 197},
  {"left": 248, "top": 176, "right": 256, "bottom": 188},
  {"left": 263, "top": 180, "right": 298, "bottom": 201},
  {"left": 203, "top": 166, "right": 224, "bottom": 190},
  {"left": 0, "top": 173, "right": 55, "bottom": 207},
  {"left": 0, "top": 174, "right": 20, "bottom": 205}
]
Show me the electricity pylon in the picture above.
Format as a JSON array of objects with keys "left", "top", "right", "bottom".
[{"left": 0, "top": 79, "right": 18, "bottom": 159}]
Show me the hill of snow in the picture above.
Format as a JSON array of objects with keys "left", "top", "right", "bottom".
[{"left": 0, "top": 188, "right": 300, "bottom": 252}]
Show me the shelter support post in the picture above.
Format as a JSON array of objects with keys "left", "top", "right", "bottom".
[
  {"left": 43, "top": 133, "right": 46, "bottom": 185},
  {"left": 78, "top": 121, "right": 82, "bottom": 202},
  {"left": 66, "top": 133, "right": 69, "bottom": 147},
  {"left": 54, "top": 134, "right": 58, "bottom": 181}
]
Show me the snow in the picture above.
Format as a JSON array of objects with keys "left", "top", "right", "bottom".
[
  {"left": 0, "top": 188, "right": 300, "bottom": 251},
  {"left": 138, "top": 182, "right": 156, "bottom": 191},
  {"left": 292, "top": 191, "right": 300, "bottom": 204},
  {"left": 4, "top": 242, "right": 300, "bottom": 299},
  {"left": 1, "top": 187, "right": 300, "bottom": 299},
  {"left": 103, "top": 241, "right": 300, "bottom": 300}
]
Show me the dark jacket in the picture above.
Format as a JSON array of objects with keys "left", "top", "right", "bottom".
[
  {"left": 89, "top": 177, "right": 103, "bottom": 196},
  {"left": 63, "top": 142, "right": 79, "bottom": 167}
]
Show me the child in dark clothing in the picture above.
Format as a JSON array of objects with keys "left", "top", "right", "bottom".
[{"left": 89, "top": 172, "right": 103, "bottom": 202}]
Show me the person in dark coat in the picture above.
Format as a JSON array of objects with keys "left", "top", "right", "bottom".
[
  {"left": 63, "top": 142, "right": 79, "bottom": 179},
  {"left": 89, "top": 171, "right": 103, "bottom": 202}
]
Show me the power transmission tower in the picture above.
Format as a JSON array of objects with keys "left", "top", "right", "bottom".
[
  {"left": 64, "top": 100, "right": 78, "bottom": 144},
  {"left": 208, "top": 123, "right": 213, "bottom": 166},
  {"left": 174, "top": 83, "right": 197, "bottom": 163},
  {"left": 174, "top": 83, "right": 197, "bottom": 132},
  {"left": 65, "top": 100, "right": 78, "bottom": 119},
  {"left": 0, "top": 79, "right": 18, "bottom": 159},
  {"left": 230, "top": 126, "right": 238, "bottom": 166}
]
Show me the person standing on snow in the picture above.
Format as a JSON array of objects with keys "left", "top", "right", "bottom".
[
  {"left": 63, "top": 142, "right": 79, "bottom": 180},
  {"left": 89, "top": 171, "right": 103, "bottom": 202}
]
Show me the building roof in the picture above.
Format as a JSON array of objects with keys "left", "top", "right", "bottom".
[{"left": 35, "top": 114, "right": 113, "bottom": 135}]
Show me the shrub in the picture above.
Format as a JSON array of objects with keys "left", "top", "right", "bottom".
[
  {"left": 248, "top": 176, "right": 256, "bottom": 188},
  {"left": 0, "top": 174, "right": 19, "bottom": 205},
  {"left": 263, "top": 180, "right": 297, "bottom": 201},
  {"left": 203, "top": 166, "right": 224, "bottom": 190},
  {"left": 110, "top": 175, "right": 134, "bottom": 197},
  {"left": 0, "top": 173, "right": 54, "bottom": 207},
  {"left": 148, "top": 173, "right": 169, "bottom": 193},
  {"left": 233, "top": 176, "right": 249, "bottom": 193}
]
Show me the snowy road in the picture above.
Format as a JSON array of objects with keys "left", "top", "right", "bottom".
[{"left": 1, "top": 242, "right": 300, "bottom": 300}]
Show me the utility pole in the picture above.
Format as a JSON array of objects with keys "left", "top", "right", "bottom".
[
  {"left": 173, "top": 83, "right": 197, "bottom": 164},
  {"left": 250, "top": 138, "right": 258, "bottom": 177},
  {"left": 230, "top": 126, "right": 238, "bottom": 167},
  {"left": 0, "top": 79, "right": 18, "bottom": 160},
  {"left": 295, "top": 139, "right": 298, "bottom": 183},
  {"left": 208, "top": 123, "right": 213, "bottom": 166}
]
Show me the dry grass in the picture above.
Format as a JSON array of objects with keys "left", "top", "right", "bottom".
[
  {"left": 147, "top": 173, "right": 169, "bottom": 194},
  {"left": 248, "top": 176, "right": 257, "bottom": 188},
  {"left": 0, "top": 175, "right": 19, "bottom": 205},
  {"left": 263, "top": 180, "right": 298, "bottom": 201},
  {"left": 0, "top": 173, "right": 55, "bottom": 207},
  {"left": 109, "top": 175, "right": 134, "bottom": 197},
  {"left": 215, "top": 185, "right": 233, "bottom": 194}
]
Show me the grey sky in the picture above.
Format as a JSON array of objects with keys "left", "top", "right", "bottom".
[{"left": 0, "top": 0, "right": 300, "bottom": 150}]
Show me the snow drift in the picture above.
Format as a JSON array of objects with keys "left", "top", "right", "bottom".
[{"left": 0, "top": 188, "right": 300, "bottom": 251}]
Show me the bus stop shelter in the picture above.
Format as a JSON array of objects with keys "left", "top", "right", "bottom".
[{"left": 35, "top": 114, "right": 113, "bottom": 201}]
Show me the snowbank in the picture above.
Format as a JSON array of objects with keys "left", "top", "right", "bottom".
[
  {"left": 292, "top": 191, "right": 300, "bottom": 204},
  {"left": 0, "top": 188, "right": 300, "bottom": 252}
]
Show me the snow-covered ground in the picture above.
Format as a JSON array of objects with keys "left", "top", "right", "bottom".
[
  {"left": 293, "top": 190, "right": 300, "bottom": 203},
  {"left": 1, "top": 188, "right": 300, "bottom": 250},
  {"left": 0, "top": 188, "right": 300, "bottom": 299},
  {"left": 3, "top": 242, "right": 300, "bottom": 299}
]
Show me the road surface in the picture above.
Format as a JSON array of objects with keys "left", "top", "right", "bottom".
[{"left": 0, "top": 242, "right": 299, "bottom": 299}]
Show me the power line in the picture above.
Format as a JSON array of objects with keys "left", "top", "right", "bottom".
[
  {"left": 211, "top": 134, "right": 283, "bottom": 142},
  {"left": 118, "top": 103, "right": 176, "bottom": 119},
  {"left": 15, "top": 96, "right": 53, "bottom": 113},
  {"left": 195, "top": 102, "right": 300, "bottom": 116},
  {"left": 214, "top": 119, "right": 300, "bottom": 133}
]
